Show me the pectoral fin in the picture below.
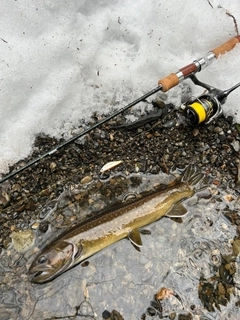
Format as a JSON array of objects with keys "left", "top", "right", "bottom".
[
  {"left": 128, "top": 228, "right": 143, "bottom": 252},
  {"left": 165, "top": 202, "right": 187, "bottom": 218}
]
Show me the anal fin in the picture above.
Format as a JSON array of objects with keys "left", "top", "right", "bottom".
[{"left": 128, "top": 228, "right": 143, "bottom": 252}]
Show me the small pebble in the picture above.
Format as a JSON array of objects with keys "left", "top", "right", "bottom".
[
  {"left": 210, "top": 155, "right": 218, "bottom": 164},
  {"left": 11, "top": 184, "right": 21, "bottom": 192},
  {"left": 224, "top": 194, "right": 234, "bottom": 202},
  {"left": 102, "top": 310, "right": 111, "bottom": 319},
  {"left": 214, "top": 127, "right": 223, "bottom": 133},
  {"left": 231, "top": 141, "right": 240, "bottom": 152},
  {"left": 192, "top": 128, "right": 199, "bottom": 137},
  {"left": 31, "top": 222, "right": 39, "bottom": 230},
  {"left": 81, "top": 176, "right": 93, "bottom": 184},
  {"left": 233, "top": 239, "right": 240, "bottom": 255},
  {"left": 162, "top": 119, "right": 176, "bottom": 128},
  {"left": 50, "top": 162, "right": 57, "bottom": 170},
  {"left": 39, "top": 221, "right": 49, "bottom": 233}
]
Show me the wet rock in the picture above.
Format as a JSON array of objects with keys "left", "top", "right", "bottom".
[
  {"left": 11, "top": 184, "right": 21, "bottom": 192},
  {"left": 213, "top": 127, "right": 223, "bottom": 133},
  {"left": 209, "top": 249, "right": 221, "bottom": 267},
  {"left": 192, "top": 128, "right": 199, "bottom": 137},
  {"left": 0, "top": 196, "right": 8, "bottom": 206},
  {"left": 219, "top": 135, "right": 227, "bottom": 142},
  {"left": 102, "top": 310, "right": 111, "bottom": 319},
  {"left": 218, "top": 282, "right": 225, "bottom": 295},
  {"left": 232, "top": 239, "right": 240, "bottom": 255},
  {"left": 31, "top": 222, "right": 39, "bottom": 230},
  {"left": 3, "top": 238, "right": 11, "bottom": 249},
  {"left": 178, "top": 313, "right": 193, "bottom": 320},
  {"left": 1, "top": 191, "right": 10, "bottom": 205},
  {"left": 210, "top": 154, "right": 218, "bottom": 164},
  {"left": 102, "top": 309, "right": 125, "bottom": 320},
  {"left": 110, "top": 309, "right": 125, "bottom": 320},
  {"left": 169, "top": 312, "right": 177, "bottom": 319},
  {"left": 81, "top": 175, "right": 93, "bottom": 184},
  {"left": 156, "top": 287, "right": 174, "bottom": 300},
  {"left": 10, "top": 229, "right": 34, "bottom": 253},
  {"left": 226, "top": 115, "right": 233, "bottom": 124},
  {"left": 162, "top": 119, "right": 176, "bottom": 128},
  {"left": 39, "top": 221, "right": 49, "bottom": 233},
  {"left": 100, "top": 160, "right": 123, "bottom": 173},
  {"left": 150, "top": 165, "right": 160, "bottom": 174},
  {"left": 50, "top": 162, "right": 57, "bottom": 170},
  {"left": 231, "top": 140, "right": 240, "bottom": 152}
]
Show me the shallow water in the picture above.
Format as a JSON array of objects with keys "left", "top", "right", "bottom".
[{"left": 0, "top": 170, "right": 239, "bottom": 320}]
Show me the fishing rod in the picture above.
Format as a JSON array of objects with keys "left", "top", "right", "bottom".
[{"left": 0, "top": 35, "right": 240, "bottom": 184}]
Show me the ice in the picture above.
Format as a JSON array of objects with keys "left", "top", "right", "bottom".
[{"left": 0, "top": 0, "right": 240, "bottom": 174}]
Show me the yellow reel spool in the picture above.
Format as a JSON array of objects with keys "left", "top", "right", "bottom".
[
  {"left": 188, "top": 102, "right": 207, "bottom": 124},
  {"left": 186, "top": 98, "right": 214, "bottom": 125}
]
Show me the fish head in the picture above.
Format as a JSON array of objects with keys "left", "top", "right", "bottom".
[{"left": 29, "top": 240, "right": 82, "bottom": 283}]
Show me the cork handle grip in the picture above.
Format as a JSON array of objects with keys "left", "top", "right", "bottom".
[
  {"left": 158, "top": 73, "right": 179, "bottom": 92},
  {"left": 211, "top": 35, "right": 240, "bottom": 58},
  {"left": 158, "top": 36, "right": 240, "bottom": 92}
]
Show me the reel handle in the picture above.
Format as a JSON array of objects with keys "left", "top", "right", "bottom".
[{"left": 158, "top": 35, "right": 240, "bottom": 92}]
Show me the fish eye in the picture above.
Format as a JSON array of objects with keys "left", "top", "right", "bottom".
[{"left": 38, "top": 255, "right": 47, "bottom": 264}]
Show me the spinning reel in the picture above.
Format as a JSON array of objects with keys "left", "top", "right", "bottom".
[{"left": 181, "top": 74, "right": 240, "bottom": 125}]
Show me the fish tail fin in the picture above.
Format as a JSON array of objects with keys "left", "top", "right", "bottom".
[{"left": 181, "top": 164, "right": 210, "bottom": 192}]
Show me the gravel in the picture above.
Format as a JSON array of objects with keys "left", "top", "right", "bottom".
[{"left": 0, "top": 98, "right": 240, "bottom": 319}]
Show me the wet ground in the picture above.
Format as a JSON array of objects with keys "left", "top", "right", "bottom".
[{"left": 1, "top": 94, "right": 240, "bottom": 319}]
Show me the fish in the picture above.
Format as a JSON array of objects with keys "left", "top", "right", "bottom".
[{"left": 29, "top": 165, "right": 209, "bottom": 283}]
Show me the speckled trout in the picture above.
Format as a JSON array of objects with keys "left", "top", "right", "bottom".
[{"left": 29, "top": 165, "right": 209, "bottom": 283}]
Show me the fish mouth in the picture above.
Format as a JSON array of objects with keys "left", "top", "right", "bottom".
[
  {"left": 29, "top": 265, "right": 58, "bottom": 284},
  {"left": 29, "top": 259, "right": 73, "bottom": 284},
  {"left": 30, "top": 270, "right": 53, "bottom": 284},
  {"left": 30, "top": 266, "right": 68, "bottom": 283}
]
